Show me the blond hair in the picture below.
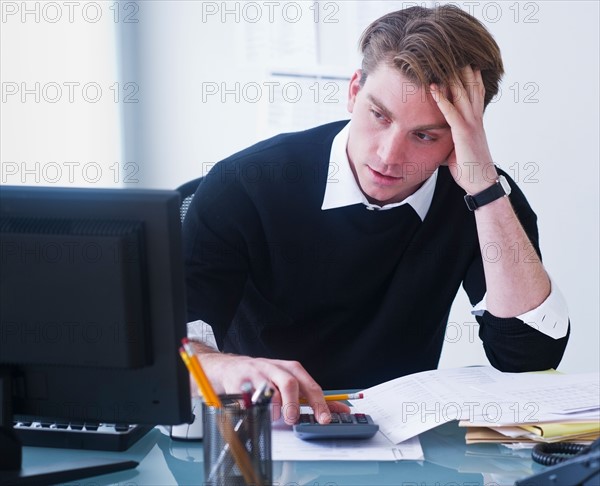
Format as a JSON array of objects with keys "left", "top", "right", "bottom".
[{"left": 359, "top": 5, "right": 504, "bottom": 107}]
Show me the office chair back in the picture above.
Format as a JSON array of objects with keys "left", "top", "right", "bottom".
[{"left": 176, "top": 177, "right": 203, "bottom": 222}]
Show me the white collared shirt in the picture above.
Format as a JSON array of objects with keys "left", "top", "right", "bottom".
[{"left": 321, "top": 121, "right": 437, "bottom": 220}]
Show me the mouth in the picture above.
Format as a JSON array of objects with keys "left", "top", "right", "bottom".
[{"left": 367, "top": 166, "right": 404, "bottom": 185}]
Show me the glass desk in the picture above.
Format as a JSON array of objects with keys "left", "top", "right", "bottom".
[{"left": 19, "top": 421, "right": 544, "bottom": 485}]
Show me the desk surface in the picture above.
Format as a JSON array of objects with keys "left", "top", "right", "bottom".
[{"left": 20, "top": 422, "right": 544, "bottom": 485}]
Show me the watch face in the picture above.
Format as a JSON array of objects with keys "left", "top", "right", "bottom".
[{"left": 499, "top": 175, "right": 512, "bottom": 196}]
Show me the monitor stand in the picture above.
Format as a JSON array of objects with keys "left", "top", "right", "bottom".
[{"left": 0, "top": 371, "right": 138, "bottom": 486}]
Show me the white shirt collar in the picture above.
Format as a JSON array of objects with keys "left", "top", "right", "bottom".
[{"left": 321, "top": 121, "right": 438, "bottom": 221}]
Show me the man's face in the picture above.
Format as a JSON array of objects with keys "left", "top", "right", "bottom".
[{"left": 346, "top": 64, "right": 454, "bottom": 205}]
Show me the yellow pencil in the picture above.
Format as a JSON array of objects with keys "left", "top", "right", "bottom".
[
  {"left": 300, "top": 392, "right": 364, "bottom": 404},
  {"left": 180, "top": 340, "right": 221, "bottom": 407}
]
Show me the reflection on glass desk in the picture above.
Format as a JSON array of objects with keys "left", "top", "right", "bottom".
[{"left": 21, "top": 422, "right": 543, "bottom": 485}]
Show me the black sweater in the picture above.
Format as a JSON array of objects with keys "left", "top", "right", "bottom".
[{"left": 183, "top": 121, "right": 568, "bottom": 389}]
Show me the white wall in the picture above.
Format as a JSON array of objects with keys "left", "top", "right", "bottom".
[
  {"left": 2, "top": 1, "right": 598, "bottom": 373},
  {"left": 1, "top": 1, "right": 124, "bottom": 187}
]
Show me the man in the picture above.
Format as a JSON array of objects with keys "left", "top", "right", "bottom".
[{"left": 183, "top": 5, "right": 569, "bottom": 425}]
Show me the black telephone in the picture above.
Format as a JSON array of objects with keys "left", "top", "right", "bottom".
[{"left": 515, "top": 437, "right": 600, "bottom": 486}]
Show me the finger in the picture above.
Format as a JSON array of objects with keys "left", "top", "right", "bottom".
[
  {"left": 276, "top": 360, "right": 331, "bottom": 424},
  {"left": 300, "top": 387, "right": 332, "bottom": 424},
  {"left": 470, "top": 68, "right": 485, "bottom": 116},
  {"left": 430, "top": 84, "right": 459, "bottom": 126},
  {"left": 268, "top": 386, "right": 283, "bottom": 422},
  {"left": 327, "top": 400, "right": 351, "bottom": 414},
  {"left": 461, "top": 65, "right": 478, "bottom": 106},
  {"left": 265, "top": 363, "right": 303, "bottom": 424},
  {"left": 447, "top": 75, "right": 471, "bottom": 116},
  {"left": 267, "top": 359, "right": 330, "bottom": 424}
]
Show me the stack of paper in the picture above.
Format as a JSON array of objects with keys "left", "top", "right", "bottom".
[
  {"left": 463, "top": 422, "right": 599, "bottom": 444},
  {"left": 349, "top": 366, "right": 600, "bottom": 447},
  {"left": 456, "top": 372, "right": 600, "bottom": 445}
]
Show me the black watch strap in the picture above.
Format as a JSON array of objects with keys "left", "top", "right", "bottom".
[{"left": 464, "top": 175, "right": 511, "bottom": 211}]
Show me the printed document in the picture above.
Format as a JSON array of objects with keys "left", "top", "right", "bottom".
[{"left": 349, "top": 366, "right": 600, "bottom": 444}]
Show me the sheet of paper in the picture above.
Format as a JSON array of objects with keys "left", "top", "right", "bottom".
[
  {"left": 240, "top": 8, "right": 317, "bottom": 66},
  {"left": 271, "top": 420, "right": 423, "bottom": 461},
  {"left": 352, "top": 367, "right": 600, "bottom": 440},
  {"left": 471, "top": 372, "right": 600, "bottom": 414},
  {"left": 349, "top": 366, "right": 512, "bottom": 444}
]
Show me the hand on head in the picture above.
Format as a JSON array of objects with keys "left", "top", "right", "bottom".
[{"left": 430, "top": 65, "right": 498, "bottom": 193}]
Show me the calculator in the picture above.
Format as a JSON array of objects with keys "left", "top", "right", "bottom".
[{"left": 293, "top": 413, "right": 379, "bottom": 440}]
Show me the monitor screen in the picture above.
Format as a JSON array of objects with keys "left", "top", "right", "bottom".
[{"left": 0, "top": 185, "right": 192, "bottom": 482}]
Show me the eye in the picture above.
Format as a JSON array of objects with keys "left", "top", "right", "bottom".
[
  {"left": 369, "top": 109, "right": 388, "bottom": 123},
  {"left": 415, "top": 132, "right": 434, "bottom": 141}
]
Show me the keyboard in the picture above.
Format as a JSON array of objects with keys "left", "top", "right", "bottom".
[{"left": 13, "top": 420, "right": 154, "bottom": 451}]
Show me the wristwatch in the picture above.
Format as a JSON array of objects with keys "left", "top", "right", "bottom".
[{"left": 464, "top": 175, "right": 511, "bottom": 211}]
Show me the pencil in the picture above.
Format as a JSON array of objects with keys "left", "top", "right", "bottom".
[
  {"left": 299, "top": 392, "right": 364, "bottom": 404},
  {"left": 178, "top": 342, "right": 262, "bottom": 486},
  {"left": 178, "top": 346, "right": 221, "bottom": 407}
]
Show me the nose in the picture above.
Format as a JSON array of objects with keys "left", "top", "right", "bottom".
[{"left": 376, "top": 133, "right": 406, "bottom": 167}]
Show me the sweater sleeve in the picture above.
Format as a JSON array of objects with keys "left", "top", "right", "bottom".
[
  {"left": 182, "top": 170, "right": 255, "bottom": 349},
  {"left": 462, "top": 170, "right": 570, "bottom": 372}
]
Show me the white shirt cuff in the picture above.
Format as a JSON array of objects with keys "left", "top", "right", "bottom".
[
  {"left": 471, "top": 275, "right": 569, "bottom": 339},
  {"left": 187, "top": 320, "right": 219, "bottom": 350}
]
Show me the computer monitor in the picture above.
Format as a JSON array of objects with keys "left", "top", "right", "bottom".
[{"left": 0, "top": 185, "right": 192, "bottom": 483}]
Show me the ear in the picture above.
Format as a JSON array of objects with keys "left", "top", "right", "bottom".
[{"left": 347, "top": 69, "right": 363, "bottom": 114}]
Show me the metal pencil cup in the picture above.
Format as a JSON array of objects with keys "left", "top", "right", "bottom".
[{"left": 203, "top": 395, "right": 272, "bottom": 486}]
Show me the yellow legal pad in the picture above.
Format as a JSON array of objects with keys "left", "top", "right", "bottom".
[
  {"left": 462, "top": 421, "right": 600, "bottom": 445},
  {"left": 519, "top": 422, "right": 600, "bottom": 439}
]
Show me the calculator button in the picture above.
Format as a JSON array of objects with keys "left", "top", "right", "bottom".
[
  {"left": 354, "top": 414, "right": 368, "bottom": 423},
  {"left": 329, "top": 414, "right": 340, "bottom": 423},
  {"left": 299, "top": 414, "right": 314, "bottom": 424}
]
